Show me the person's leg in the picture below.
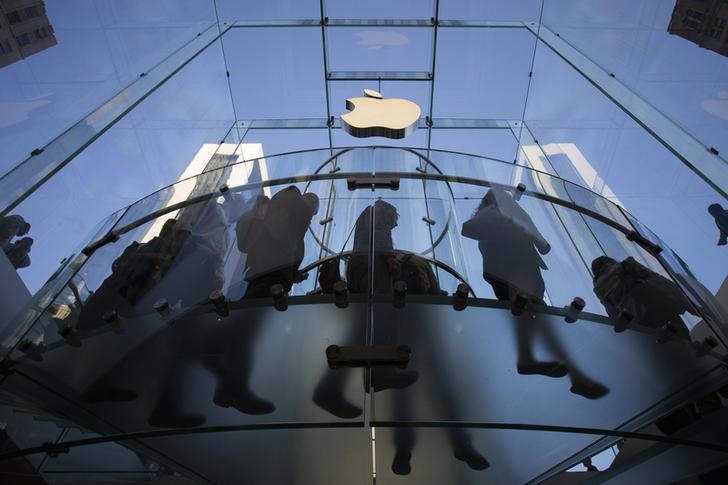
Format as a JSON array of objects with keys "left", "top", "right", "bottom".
[
  {"left": 207, "top": 307, "right": 275, "bottom": 414},
  {"left": 539, "top": 324, "right": 609, "bottom": 399},
  {"left": 148, "top": 324, "right": 206, "bottom": 427},
  {"left": 391, "top": 427, "right": 416, "bottom": 475},
  {"left": 450, "top": 428, "right": 490, "bottom": 471}
]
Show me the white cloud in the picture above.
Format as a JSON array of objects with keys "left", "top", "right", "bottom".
[
  {"left": 355, "top": 30, "right": 409, "bottom": 51},
  {"left": 0, "top": 99, "right": 51, "bottom": 129}
]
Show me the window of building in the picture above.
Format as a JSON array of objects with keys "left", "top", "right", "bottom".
[
  {"left": 24, "top": 6, "right": 41, "bottom": 18},
  {"left": 6, "top": 11, "right": 22, "bottom": 24},
  {"left": 683, "top": 17, "right": 702, "bottom": 29},
  {"left": 686, "top": 8, "right": 706, "bottom": 21},
  {"left": 708, "top": 28, "right": 723, "bottom": 39},
  {"left": 34, "top": 27, "right": 49, "bottom": 40},
  {"left": 15, "top": 33, "right": 31, "bottom": 46}
]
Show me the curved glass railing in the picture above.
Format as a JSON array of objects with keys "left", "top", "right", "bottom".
[{"left": 1, "top": 147, "right": 727, "bottom": 483}]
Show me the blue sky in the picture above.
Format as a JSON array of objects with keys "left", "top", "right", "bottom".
[{"left": 1, "top": 0, "right": 727, "bottom": 298}]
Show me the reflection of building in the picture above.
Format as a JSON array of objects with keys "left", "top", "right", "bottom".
[
  {"left": 0, "top": 0, "right": 56, "bottom": 68},
  {"left": 668, "top": 0, "right": 728, "bottom": 56}
]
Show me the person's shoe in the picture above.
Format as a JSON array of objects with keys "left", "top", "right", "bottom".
[
  {"left": 391, "top": 450, "right": 412, "bottom": 475},
  {"left": 313, "top": 387, "right": 362, "bottom": 419},
  {"left": 371, "top": 369, "right": 419, "bottom": 392},
  {"left": 83, "top": 387, "right": 137, "bottom": 402},
  {"left": 147, "top": 411, "right": 206, "bottom": 428},
  {"left": 214, "top": 388, "right": 275, "bottom": 415},
  {"left": 454, "top": 446, "right": 490, "bottom": 471},
  {"left": 517, "top": 361, "right": 569, "bottom": 378},
  {"left": 570, "top": 380, "right": 610, "bottom": 400}
]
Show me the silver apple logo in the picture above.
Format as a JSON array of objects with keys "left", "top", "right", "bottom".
[{"left": 341, "top": 89, "right": 421, "bottom": 139}]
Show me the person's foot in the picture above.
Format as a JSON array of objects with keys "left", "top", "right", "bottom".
[
  {"left": 313, "top": 387, "right": 362, "bottom": 419},
  {"left": 214, "top": 388, "right": 275, "bottom": 415},
  {"left": 147, "top": 411, "right": 206, "bottom": 428},
  {"left": 517, "top": 361, "right": 569, "bottom": 378},
  {"left": 391, "top": 450, "right": 412, "bottom": 475},
  {"left": 83, "top": 387, "right": 137, "bottom": 402},
  {"left": 454, "top": 446, "right": 490, "bottom": 471},
  {"left": 570, "top": 380, "right": 610, "bottom": 400},
  {"left": 372, "top": 369, "right": 419, "bottom": 392}
]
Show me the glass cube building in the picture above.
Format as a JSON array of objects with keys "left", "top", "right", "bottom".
[{"left": 1, "top": 1, "right": 728, "bottom": 483}]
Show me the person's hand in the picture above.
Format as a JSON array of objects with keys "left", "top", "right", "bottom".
[
  {"left": 293, "top": 271, "right": 309, "bottom": 283},
  {"left": 537, "top": 239, "right": 551, "bottom": 255},
  {"left": 718, "top": 239, "right": 727, "bottom": 246},
  {"left": 386, "top": 256, "right": 401, "bottom": 276}
]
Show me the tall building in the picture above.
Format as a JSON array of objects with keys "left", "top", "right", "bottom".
[
  {"left": 669, "top": 0, "right": 728, "bottom": 56},
  {"left": 1, "top": 2, "right": 728, "bottom": 484},
  {"left": 0, "top": 0, "right": 56, "bottom": 68}
]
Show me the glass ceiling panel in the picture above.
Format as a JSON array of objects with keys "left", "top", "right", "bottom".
[
  {"left": 433, "top": 28, "right": 536, "bottom": 119},
  {"left": 429, "top": 129, "right": 517, "bottom": 162},
  {"left": 324, "top": 0, "right": 435, "bottom": 20},
  {"left": 224, "top": 28, "right": 326, "bottom": 119},
  {"left": 439, "top": 0, "right": 544, "bottom": 22},
  {"left": 214, "top": 0, "right": 320, "bottom": 21},
  {"left": 326, "top": 27, "right": 433, "bottom": 72},
  {"left": 541, "top": 0, "right": 728, "bottom": 162},
  {"left": 240, "top": 128, "right": 331, "bottom": 165}
]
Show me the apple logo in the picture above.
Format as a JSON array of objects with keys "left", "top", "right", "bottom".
[{"left": 341, "top": 89, "right": 421, "bottom": 139}]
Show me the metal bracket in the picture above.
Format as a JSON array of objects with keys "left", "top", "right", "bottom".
[
  {"left": 326, "top": 344, "right": 411, "bottom": 369},
  {"left": 626, "top": 230, "right": 663, "bottom": 255},
  {"left": 347, "top": 176, "right": 400, "bottom": 190},
  {"left": 81, "top": 231, "right": 120, "bottom": 256}
]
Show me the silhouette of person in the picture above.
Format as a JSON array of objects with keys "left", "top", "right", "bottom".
[
  {"left": 313, "top": 201, "right": 416, "bottom": 419},
  {"left": 238, "top": 186, "right": 319, "bottom": 298},
  {"left": 0, "top": 214, "right": 30, "bottom": 248},
  {"left": 147, "top": 200, "right": 230, "bottom": 428},
  {"left": 462, "top": 188, "right": 609, "bottom": 399},
  {"left": 76, "top": 218, "right": 191, "bottom": 332},
  {"left": 708, "top": 203, "right": 728, "bottom": 246},
  {"left": 1, "top": 214, "right": 32, "bottom": 268},
  {"left": 382, "top": 253, "right": 489, "bottom": 475},
  {"left": 183, "top": 186, "right": 319, "bottom": 419},
  {"left": 591, "top": 256, "right": 695, "bottom": 338},
  {"left": 347, "top": 199, "right": 401, "bottom": 294},
  {"left": 4, "top": 236, "right": 33, "bottom": 269}
]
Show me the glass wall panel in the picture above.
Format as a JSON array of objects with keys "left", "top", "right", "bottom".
[
  {"left": 240, "top": 129, "right": 331, "bottom": 168},
  {"left": 541, "top": 1, "right": 728, "bottom": 158},
  {"left": 429, "top": 129, "right": 518, "bottom": 163},
  {"left": 0, "top": 0, "right": 217, "bottom": 177},
  {"left": 371, "top": 303, "right": 721, "bottom": 427},
  {"left": 3, "top": 38, "right": 234, "bottom": 293},
  {"left": 143, "top": 427, "right": 371, "bottom": 484},
  {"left": 373, "top": 425, "right": 728, "bottom": 484},
  {"left": 525, "top": 38, "right": 728, "bottom": 295}
]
